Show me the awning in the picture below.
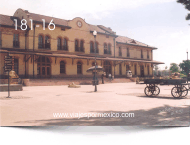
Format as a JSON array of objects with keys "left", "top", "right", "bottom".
[{"left": 0, "top": 49, "right": 164, "bottom": 64}]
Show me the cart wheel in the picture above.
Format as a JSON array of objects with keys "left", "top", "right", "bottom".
[
  {"left": 153, "top": 86, "right": 160, "bottom": 96},
  {"left": 171, "top": 87, "right": 182, "bottom": 98},
  {"left": 144, "top": 86, "right": 153, "bottom": 96},
  {"left": 181, "top": 86, "right": 188, "bottom": 98}
]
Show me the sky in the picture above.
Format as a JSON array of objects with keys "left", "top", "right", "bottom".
[{"left": 0, "top": 0, "right": 189, "bottom": 70}]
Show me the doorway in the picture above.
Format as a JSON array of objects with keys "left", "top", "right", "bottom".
[
  {"left": 140, "top": 65, "right": 144, "bottom": 77},
  {"left": 37, "top": 56, "right": 51, "bottom": 78},
  {"left": 103, "top": 61, "right": 112, "bottom": 78}
]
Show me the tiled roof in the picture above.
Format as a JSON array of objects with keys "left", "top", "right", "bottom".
[
  {"left": 0, "top": 14, "right": 14, "bottom": 26},
  {"left": 116, "top": 36, "right": 157, "bottom": 49},
  {"left": 28, "top": 12, "right": 69, "bottom": 27},
  {"left": 97, "top": 25, "right": 115, "bottom": 34}
]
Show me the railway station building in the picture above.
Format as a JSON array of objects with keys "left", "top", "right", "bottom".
[{"left": 0, "top": 8, "right": 164, "bottom": 80}]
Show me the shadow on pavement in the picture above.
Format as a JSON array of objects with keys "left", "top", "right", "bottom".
[{"left": 14, "top": 105, "right": 189, "bottom": 126}]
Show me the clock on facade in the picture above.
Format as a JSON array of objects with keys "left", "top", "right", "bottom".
[{"left": 77, "top": 21, "right": 82, "bottom": 28}]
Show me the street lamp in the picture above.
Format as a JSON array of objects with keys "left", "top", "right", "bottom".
[
  {"left": 93, "top": 30, "right": 97, "bottom": 92},
  {"left": 186, "top": 49, "right": 189, "bottom": 83}
]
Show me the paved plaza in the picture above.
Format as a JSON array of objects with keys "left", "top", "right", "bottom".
[{"left": 0, "top": 82, "right": 189, "bottom": 126}]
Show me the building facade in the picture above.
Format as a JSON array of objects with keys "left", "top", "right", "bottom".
[{"left": 0, "top": 8, "right": 163, "bottom": 79}]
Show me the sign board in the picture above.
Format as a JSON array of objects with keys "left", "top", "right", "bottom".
[
  {"left": 4, "top": 55, "right": 13, "bottom": 72},
  {"left": 4, "top": 56, "right": 12, "bottom": 59}
]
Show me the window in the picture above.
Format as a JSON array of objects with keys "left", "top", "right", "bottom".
[
  {"left": 90, "top": 41, "right": 94, "bottom": 53},
  {"left": 75, "top": 40, "right": 79, "bottom": 51},
  {"left": 147, "top": 50, "right": 149, "bottom": 59},
  {"left": 60, "top": 61, "right": 66, "bottom": 74},
  {"left": 38, "top": 35, "right": 44, "bottom": 48},
  {"left": 108, "top": 44, "right": 111, "bottom": 54},
  {"left": 13, "top": 34, "right": 19, "bottom": 47},
  {"left": 45, "top": 35, "right": 51, "bottom": 49},
  {"left": 63, "top": 38, "right": 68, "bottom": 50},
  {"left": 80, "top": 40, "right": 84, "bottom": 52},
  {"left": 119, "top": 47, "right": 122, "bottom": 56},
  {"left": 90, "top": 41, "right": 99, "bottom": 53},
  {"left": 77, "top": 61, "right": 82, "bottom": 74},
  {"left": 141, "top": 50, "right": 143, "bottom": 59},
  {"left": 104, "top": 43, "right": 107, "bottom": 54},
  {"left": 0, "top": 31, "right": 2, "bottom": 47},
  {"left": 147, "top": 65, "right": 150, "bottom": 75},
  {"left": 95, "top": 42, "right": 99, "bottom": 53},
  {"left": 127, "top": 48, "right": 130, "bottom": 57},
  {"left": 57, "top": 38, "right": 62, "bottom": 50}
]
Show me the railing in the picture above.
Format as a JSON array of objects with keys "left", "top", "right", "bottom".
[{"left": 13, "top": 41, "right": 20, "bottom": 48}]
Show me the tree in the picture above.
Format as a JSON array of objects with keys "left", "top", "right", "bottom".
[
  {"left": 177, "top": 0, "right": 190, "bottom": 20},
  {"left": 169, "top": 63, "right": 179, "bottom": 73},
  {"left": 179, "top": 60, "right": 190, "bottom": 75}
]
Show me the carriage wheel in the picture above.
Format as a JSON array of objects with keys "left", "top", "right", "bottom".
[
  {"left": 181, "top": 86, "right": 188, "bottom": 98},
  {"left": 144, "top": 86, "right": 153, "bottom": 96},
  {"left": 152, "top": 86, "right": 160, "bottom": 96},
  {"left": 171, "top": 87, "right": 182, "bottom": 98}
]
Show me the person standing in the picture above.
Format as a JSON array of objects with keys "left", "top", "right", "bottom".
[{"left": 109, "top": 73, "right": 112, "bottom": 81}]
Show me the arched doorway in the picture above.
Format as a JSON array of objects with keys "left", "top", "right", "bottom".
[
  {"left": 103, "top": 61, "right": 112, "bottom": 77},
  {"left": 37, "top": 56, "right": 51, "bottom": 78}
]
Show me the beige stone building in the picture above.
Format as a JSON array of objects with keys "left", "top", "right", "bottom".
[{"left": 0, "top": 8, "right": 163, "bottom": 79}]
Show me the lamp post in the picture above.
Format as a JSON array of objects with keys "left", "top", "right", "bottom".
[
  {"left": 93, "top": 30, "right": 97, "bottom": 92},
  {"left": 186, "top": 49, "right": 189, "bottom": 83}
]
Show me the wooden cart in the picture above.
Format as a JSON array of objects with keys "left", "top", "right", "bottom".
[{"left": 139, "top": 79, "right": 189, "bottom": 98}]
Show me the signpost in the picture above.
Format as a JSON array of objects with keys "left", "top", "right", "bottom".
[{"left": 4, "top": 54, "right": 13, "bottom": 98}]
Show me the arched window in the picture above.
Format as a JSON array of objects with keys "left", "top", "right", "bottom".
[
  {"left": 63, "top": 38, "right": 68, "bottom": 50},
  {"left": 38, "top": 35, "right": 43, "bottom": 48},
  {"left": 60, "top": 61, "right": 66, "bottom": 74},
  {"left": 57, "top": 37, "right": 62, "bottom": 50},
  {"left": 75, "top": 39, "right": 79, "bottom": 51},
  {"left": 80, "top": 40, "right": 84, "bottom": 52},
  {"left": 45, "top": 35, "right": 50, "bottom": 49},
  {"left": 108, "top": 44, "right": 111, "bottom": 54},
  {"left": 90, "top": 41, "right": 94, "bottom": 53},
  {"left": 95, "top": 42, "right": 99, "bottom": 53},
  {"left": 104, "top": 43, "right": 107, "bottom": 54},
  {"left": 77, "top": 61, "right": 82, "bottom": 74}
]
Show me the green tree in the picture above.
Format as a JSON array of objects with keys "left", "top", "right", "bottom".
[
  {"left": 177, "top": 0, "right": 190, "bottom": 20},
  {"left": 169, "top": 63, "right": 179, "bottom": 73},
  {"left": 179, "top": 60, "right": 190, "bottom": 75}
]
